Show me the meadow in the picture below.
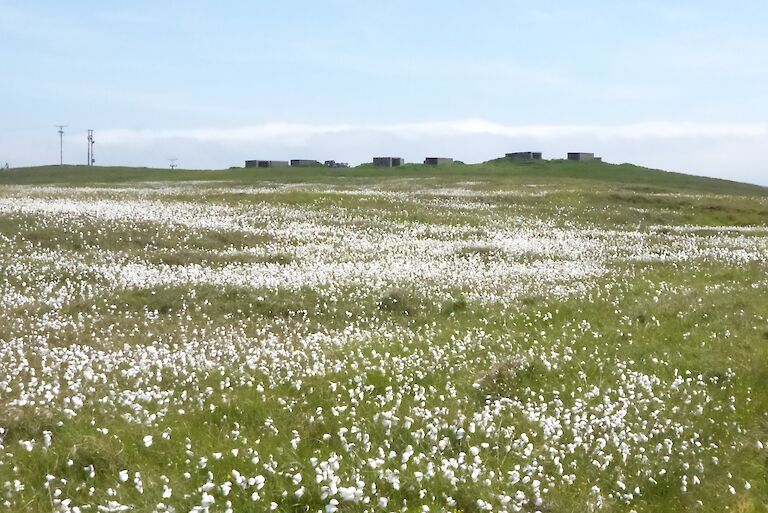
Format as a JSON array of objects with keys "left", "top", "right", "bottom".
[{"left": 0, "top": 160, "right": 766, "bottom": 513}]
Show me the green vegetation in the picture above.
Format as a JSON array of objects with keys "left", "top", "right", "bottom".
[
  {"left": 2, "top": 158, "right": 766, "bottom": 196},
  {"left": 0, "top": 163, "right": 766, "bottom": 512}
]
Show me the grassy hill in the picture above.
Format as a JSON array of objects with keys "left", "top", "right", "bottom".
[{"left": 1, "top": 159, "right": 766, "bottom": 196}]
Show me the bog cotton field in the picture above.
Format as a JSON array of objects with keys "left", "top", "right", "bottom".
[{"left": 0, "top": 181, "right": 766, "bottom": 513}]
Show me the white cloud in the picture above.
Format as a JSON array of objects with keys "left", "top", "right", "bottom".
[{"left": 97, "top": 119, "right": 768, "bottom": 144}]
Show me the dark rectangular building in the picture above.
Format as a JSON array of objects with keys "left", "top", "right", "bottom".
[
  {"left": 567, "top": 152, "right": 595, "bottom": 161},
  {"left": 245, "top": 160, "right": 290, "bottom": 168},
  {"left": 373, "top": 157, "right": 404, "bottom": 167},
  {"left": 506, "top": 152, "right": 542, "bottom": 160},
  {"left": 424, "top": 157, "right": 453, "bottom": 165},
  {"left": 290, "top": 159, "right": 322, "bottom": 167}
]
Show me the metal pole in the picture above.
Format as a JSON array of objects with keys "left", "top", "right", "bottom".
[
  {"left": 56, "top": 125, "right": 67, "bottom": 166},
  {"left": 87, "top": 130, "right": 94, "bottom": 166}
]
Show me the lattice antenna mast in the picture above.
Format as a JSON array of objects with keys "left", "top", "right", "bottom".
[
  {"left": 56, "top": 125, "right": 67, "bottom": 165},
  {"left": 168, "top": 158, "right": 178, "bottom": 170},
  {"left": 87, "top": 130, "right": 95, "bottom": 166}
]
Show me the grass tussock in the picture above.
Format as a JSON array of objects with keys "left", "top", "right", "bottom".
[
  {"left": 66, "top": 435, "right": 126, "bottom": 475},
  {"left": 455, "top": 244, "right": 502, "bottom": 260},
  {"left": 441, "top": 295, "right": 468, "bottom": 315},
  {"left": 0, "top": 407, "right": 57, "bottom": 444},
  {"left": 475, "top": 357, "right": 546, "bottom": 399},
  {"left": 376, "top": 287, "right": 421, "bottom": 315}
]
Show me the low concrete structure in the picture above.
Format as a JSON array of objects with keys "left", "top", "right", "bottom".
[
  {"left": 506, "top": 152, "right": 542, "bottom": 160},
  {"left": 567, "top": 152, "right": 595, "bottom": 161},
  {"left": 290, "top": 159, "right": 322, "bottom": 167},
  {"left": 324, "top": 160, "right": 350, "bottom": 168},
  {"left": 424, "top": 157, "right": 453, "bottom": 166},
  {"left": 245, "top": 160, "right": 289, "bottom": 168},
  {"left": 373, "top": 157, "right": 404, "bottom": 167}
]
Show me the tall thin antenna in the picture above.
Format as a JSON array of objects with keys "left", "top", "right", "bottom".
[
  {"left": 56, "top": 125, "right": 67, "bottom": 165},
  {"left": 87, "top": 130, "right": 95, "bottom": 166},
  {"left": 168, "top": 158, "right": 178, "bottom": 170}
]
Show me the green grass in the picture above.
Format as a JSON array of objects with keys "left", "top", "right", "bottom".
[
  {"left": 0, "top": 164, "right": 766, "bottom": 513},
  {"left": 2, "top": 158, "right": 766, "bottom": 196}
]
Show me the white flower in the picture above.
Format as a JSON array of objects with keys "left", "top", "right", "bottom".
[
  {"left": 201, "top": 492, "right": 215, "bottom": 507},
  {"left": 134, "top": 472, "right": 144, "bottom": 494},
  {"left": 339, "top": 486, "right": 359, "bottom": 502},
  {"left": 97, "top": 501, "right": 131, "bottom": 512},
  {"left": 253, "top": 475, "right": 265, "bottom": 490}
]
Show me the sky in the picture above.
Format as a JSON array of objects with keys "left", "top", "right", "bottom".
[{"left": 1, "top": 1, "right": 767, "bottom": 185}]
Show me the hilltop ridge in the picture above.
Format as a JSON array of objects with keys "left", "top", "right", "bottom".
[{"left": 0, "top": 158, "right": 765, "bottom": 196}]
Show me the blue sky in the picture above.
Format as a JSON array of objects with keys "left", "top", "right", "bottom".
[{"left": 1, "top": 1, "right": 767, "bottom": 184}]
